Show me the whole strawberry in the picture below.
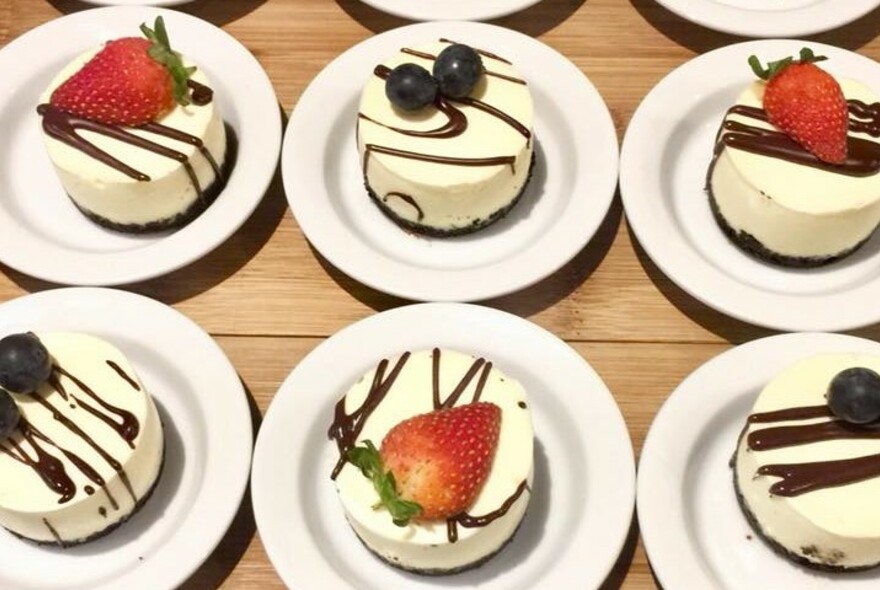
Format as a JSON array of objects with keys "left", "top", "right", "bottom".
[
  {"left": 346, "top": 402, "right": 501, "bottom": 525},
  {"left": 748, "top": 47, "right": 848, "bottom": 164},
  {"left": 50, "top": 16, "right": 195, "bottom": 126}
]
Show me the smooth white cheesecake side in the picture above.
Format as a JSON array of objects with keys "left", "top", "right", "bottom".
[
  {"left": 40, "top": 46, "right": 227, "bottom": 227},
  {"left": 710, "top": 80, "right": 880, "bottom": 259},
  {"left": 357, "top": 40, "right": 534, "bottom": 233},
  {"left": 334, "top": 349, "right": 534, "bottom": 572},
  {"left": 0, "top": 333, "right": 164, "bottom": 545},
  {"left": 735, "top": 354, "right": 880, "bottom": 569}
]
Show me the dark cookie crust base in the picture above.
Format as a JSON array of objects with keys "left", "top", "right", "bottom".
[
  {"left": 707, "top": 183, "right": 869, "bottom": 268},
  {"left": 351, "top": 512, "right": 527, "bottom": 576},
  {"left": 366, "top": 151, "right": 536, "bottom": 238},
  {"left": 5, "top": 442, "right": 167, "bottom": 548},
  {"left": 732, "top": 428, "right": 880, "bottom": 573},
  {"left": 71, "top": 124, "right": 238, "bottom": 235}
]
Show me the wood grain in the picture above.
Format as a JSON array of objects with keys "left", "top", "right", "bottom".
[{"left": 1, "top": 0, "right": 879, "bottom": 588}]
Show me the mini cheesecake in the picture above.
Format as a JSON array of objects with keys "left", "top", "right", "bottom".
[
  {"left": 734, "top": 354, "right": 880, "bottom": 571},
  {"left": 707, "top": 80, "right": 880, "bottom": 267},
  {"left": 357, "top": 40, "right": 535, "bottom": 236},
  {"left": 38, "top": 46, "right": 230, "bottom": 233},
  {"left": 329, "top": 349, "right": 534, "bottom": 574},
  {"left": 0, "top": 333, "right": 164, "bottom": 546}
]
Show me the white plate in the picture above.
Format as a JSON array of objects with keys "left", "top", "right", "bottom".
[
  {"left": 621, "top": 40, "right": 880, "bottom": 332},
  {"left": 654, "top": 0, "right": 880, "bottom": 37},
  {"left": 357, "top": 0, "right": 541, "bottom": 22},
  {"left": 0, "top": 7, "right": 281, "bottom": 286},
  {"left": 252, "top": 302, "right": 635, "bottom": 589},
  {"left": 0, "top": 287, "right": 252, "bottom": 590},
  {"left": 283, "top": 21, "right": 618, "bottom": 302},
  {"left": 638, "top": 332, "right": 880, "bottom": 589}
]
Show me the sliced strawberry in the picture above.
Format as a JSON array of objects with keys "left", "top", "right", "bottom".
[
  {"left": 347, "top": 402, "right": 501, "bottom": 525},
  {"left": 749, "top": 47, "right": 848, "bottom": 164},
  {"left": 49, "top": 17, "right": 195, "bottom": 126}
]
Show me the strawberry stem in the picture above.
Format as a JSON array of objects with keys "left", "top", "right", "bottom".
[
  {"left": 748, "top": 47, "right": 828, "bottom": 81},
  {"left": 346, "top": 440, "right": 422, "bottom": 527},
  {"left": 140, "top": 16, "right": 195, "bottom": 106}
]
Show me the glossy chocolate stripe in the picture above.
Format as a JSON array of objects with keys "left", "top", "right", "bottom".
[
  {"left": 748, "top": 404, "right": 832, "bottom": 423},
  {"left": 472, "top": 362, "right": 493, "bottom": 403},
  {"left": 43, "top": 518, "right": 64, "bottom": 545},
  {"left": 364, "top": 144, "right": 516, "bottom": 175},
  {"left": 749, "top": 420, "right": 880, "bottom": 450},
  {"left": 759, "top": 453, "right": 880, "bottom": 497},
  {"left": 328, "top": 352, "right": 411, "bottom": 479}
]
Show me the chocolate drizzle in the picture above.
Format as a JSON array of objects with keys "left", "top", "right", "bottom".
[
  {"left": 363, "top": 144, "right": 515, "bottom": 175},
  {"left": 747, "top": 402, "right": 880, "bottom": 497},
  {"left": 37, "top": 93, "right": 225, "bottom": 204},
  {"left": 0, "top": 360, "right": 143, "bottom": 514},
  {"left": 329, "top": 350, "right": 529, "bottom": 542},
  {"left": 714, "top": 103, "right": 880, "bottom": 177},
  {"left": 107, "top": 360, "right": 141, "bottom": 392},
  {"left": 328, "top": 353, "right": 411, "bottom": 480},
  {"left": 187, "top": 80, "right": 214, "bottom": 106},
  {"left": 849, "top": 99, "right": 880, "bottom": 138},
  {"left": 383, "top": 192, "right": 424, "bottom": 221},
  {"left": 0, "top": 418, "right": 77, "bottom": 504},
  {"left": 446, "top": 480, "right": 530, "bottom": 543},
  {"left": 439, "top": 38, "right": 512, "bottom": 65},
  {"left": 55, "top": 365, "right": 139, "bottom": 447}
]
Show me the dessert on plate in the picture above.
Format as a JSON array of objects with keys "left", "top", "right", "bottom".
[
  {"left": 357, "top": 39, "right": 535, "bottom": 236},
  {"left": 328, "top": 348, "right": 534, "bottom": 574},
  {"left": 38, "top": 16, "right": 231, "bottom": 233},
  {"left": 707, "top": 48, "right": 880, "bottom": 267},
  {"left": 733, "top": 354, "right": 880, "bottom": 571},
  {"left": 0, "top": 332, "right": 164, "bottom": 547}
]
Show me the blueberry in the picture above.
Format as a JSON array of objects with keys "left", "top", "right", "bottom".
[
  {"left": 0, "top": 333, "right": 52, "bottom": 394},
  {"left": 385, "top": 63, "right": 438, "bottom": 111},
  {"left": 432, "top": 44, "right": 483, "bottom": 98},
  {"left": 827, "top": 367, "right": 880, "bottom": 424},
  {"left": 0, "top": 390, "right": 19, "bottom": 441}
]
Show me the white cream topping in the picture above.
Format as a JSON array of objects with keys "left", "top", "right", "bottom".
[
  {"left": 334, "top": 349, "right": 534, "bottom": 572},
  {"left": 357, "top": 40, "right": 534, "bottom": 232},
  {"left": 40, "top": 46, "right": 227, "bottom": 226},
  {"left": 736, "top": 354, "right": 880, "bottom": 569},
  {"left": 710, "top": 80, "right": 880, "bottom": 258},
  {"left": 0, "top": 333, "right": 163, "bottom": 544}
]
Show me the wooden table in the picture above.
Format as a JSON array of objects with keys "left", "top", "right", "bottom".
[{"left": 2, "top": 0, "right": 880, "bottom": 587}]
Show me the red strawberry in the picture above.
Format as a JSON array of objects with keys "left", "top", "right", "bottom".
[
  {"left": 346, "top": 402, "right": 501, "bottom": 525},
  {"left": 50, "top": 17, "right": 194, "bottom": 126},
  {"left": 749, "top": 48, "right": 848, "bottom": 164}
]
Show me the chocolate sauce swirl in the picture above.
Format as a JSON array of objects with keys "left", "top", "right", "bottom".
[
  {"left": 715, "top": 103, "right": 880, "bottom": 177},
  {"left": 54, "top": 365, "right": 139, "bottom": 447},
  {"left": 363, "top": 144, "right": 515, "bottom": 175},
  {"left": 432, "top": 348, "right": 488, "bottom": 409},
  {"left": 447, "top": 480, "right": 529, "bottom": 543},
  {"left": 746, "top": 401, "right": 880, "bottom": 497},
  {"left": 849, "top": 99, "right": 880, "bottom": 138}
]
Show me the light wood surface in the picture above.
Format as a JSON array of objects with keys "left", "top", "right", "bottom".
[{"left": 2, "top": 0, "right": 879, "bottom": 588}]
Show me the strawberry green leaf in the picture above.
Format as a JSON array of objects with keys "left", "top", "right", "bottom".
[
  {"left": 346, "top": 440, "right": 422, "bottom": 527},
  {"left": 748, "top": 47, "right": 828, "bottom": 81},
  {"left": 140, "top": 16, "right": 194, "bottom": 106}
]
